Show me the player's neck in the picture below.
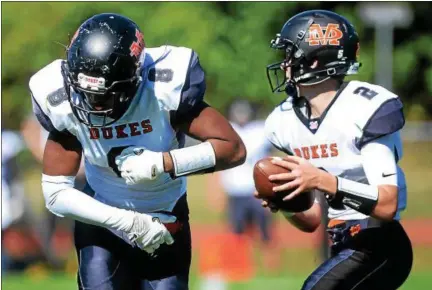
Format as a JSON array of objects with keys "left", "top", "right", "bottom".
[{"left": 299, "top": 80, "right": 340, "bottom": 118}]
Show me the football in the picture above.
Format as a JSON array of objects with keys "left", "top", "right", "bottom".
[{"left": 253, "top": 157, "right": 314, "bottom": 213}]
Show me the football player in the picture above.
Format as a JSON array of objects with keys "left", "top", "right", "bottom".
[
  {"left": 256, "top": 10, "right": 413, "bottom": 290},
  {"left": 29, "top": 13, "right": 246, "bottom": 289}
]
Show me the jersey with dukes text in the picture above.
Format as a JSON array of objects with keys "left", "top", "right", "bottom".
[
  {"left": 30, "top": 45, "right": 206, "bottom": 213},
  {"left": 265, "top": 81, "right": 407, "bottom": 220}
]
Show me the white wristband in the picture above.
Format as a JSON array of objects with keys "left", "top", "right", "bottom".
[
  {"left": 169, "top": 141, "right": 216, "bottom": 177},
  {"left": 337, "top": 177, "right": 379, "bottom": 201}
]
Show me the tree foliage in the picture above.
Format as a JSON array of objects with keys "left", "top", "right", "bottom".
[{"left": 2, "top": 2, "right": 431, "bottom": 129}]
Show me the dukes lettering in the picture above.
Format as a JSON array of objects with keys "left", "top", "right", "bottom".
[
  {"left": 89, "top": 119, "right": 153, "bottom": 140},
  {"left": 293, "top": 143, "right": 339, "bottom": 160}
]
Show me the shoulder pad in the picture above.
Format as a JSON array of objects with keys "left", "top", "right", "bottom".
[
  {"left": 344, "top": 81, "right": 405, "bottom": 148},
  {"left": 29, "top": 60, "right": 74, "bottom": 133},
  {"left": 142, "top": 46, "right": 194, "bottom": 111}
]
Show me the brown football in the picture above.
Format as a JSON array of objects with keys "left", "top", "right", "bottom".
[{"left": 253, "top": 157, "right": 314, "bottom": 213}]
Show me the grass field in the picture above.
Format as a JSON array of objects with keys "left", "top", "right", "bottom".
[
  {"left": 3, "top": 271, "right": 432, "bottom": 290},
  {"left": 3, "top": 247, "right": 432, "bottom": 289}
]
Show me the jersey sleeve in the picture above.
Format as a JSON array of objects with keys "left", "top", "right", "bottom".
[
  {"left": 31, "top": 91, "right": 57, "bottom": 133},
  {"left": 350, "top": 82, "right": 405, "bottom": 149},
  {"left": 173, "top": 50, "right": 206, "bottom": 124},
  {"left": 145, "top": 46, "right": 207, "bottom": 125},
  {"left": 360, "top": 132, "right": 403, "bottom": 186},
  {"left": 28, "top": 60, "right": 73, "bottom": 134}
]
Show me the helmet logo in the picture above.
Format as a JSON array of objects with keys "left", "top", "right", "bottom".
[
  {"left": 78, "top": 73, "right": 106, "bottom": 91},
  {"left": 306, "top": 24, "right": 343, "bottom": 46},
  {"left": 130, "top": 28, "right": 145, "bottom": 58}
]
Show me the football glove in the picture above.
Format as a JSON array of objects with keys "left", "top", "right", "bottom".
[
  {"left": 127, "top": 212, "right": 176, "bottom": 254},
  {"left": 115, "top": 147, "right": 164, "bottom": 185}
]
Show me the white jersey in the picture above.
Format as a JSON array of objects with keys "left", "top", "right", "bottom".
[
  {"left": 220, "top": 120, "right": 272, "bottom": 196},
  {"left": 2, "top": 131, "right": 25, "bottom": 229},
  {"left": 30, "top": 45, "right": 206, "bottom": 213},
  {"left": 265, "top": 81, "right": 407, "bottom": 220}
]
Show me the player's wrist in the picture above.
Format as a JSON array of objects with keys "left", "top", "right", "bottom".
[
  {"left": 317, "top": 170, "right": 337, "bottom": 197},
  {"left": 163, "top": 152, "right": 174, "bottom": 174},
  {"left": 152, "top": 151, "right": 165, "bottom": 174},
  {"left": 169, "top": 142, "right": 216, "bottom": 178}
]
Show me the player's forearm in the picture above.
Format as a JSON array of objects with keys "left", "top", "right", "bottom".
[
  {"left": 319, "top": 172, "right": 397, "bottom": 221},
  {"left": 208, "top": 138, "right": 247, "bottom": 170},
  {"left": 170, "top": 105, "right": 246, "bottom": 175},
  {"left": 162, "top": 138, "right": 246, "bottom": 176},
  {"left": 316, "top": 170, "right": 338, "bottom": 195},
  {"left": 42, "top": 174, "right": 135, "bottom": 231},
  {"left": 370, "top": 186, "right": 398, "bottom": 221},
  {"left": 282, "top": 202, "right": 321, "bottom": 233}
]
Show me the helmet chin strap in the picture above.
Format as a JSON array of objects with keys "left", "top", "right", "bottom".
[
  {"left": 287, "top": 74, "right": 332, "bottom": 99},
  {"left": 286, "top": 73, "right": 332, "bottom": 98},
  {"left": 299, "top": 76, "right": 331, "bottom": 86},
  {"left": 284, "top": 80, "right": 297, "bottom": 96}
]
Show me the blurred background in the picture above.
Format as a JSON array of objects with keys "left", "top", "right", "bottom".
[{"left": 1, "top": 2, "right": 432, "bottom": 289}]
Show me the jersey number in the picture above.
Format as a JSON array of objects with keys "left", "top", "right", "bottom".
[
  {"left": 107, "top": 146, "right": 130, "bottom": 177},
  {"left": 47, "top": 88, "right": 68, "bottom": 107},
  {"left": 148, "top": 68, "right": 173, "bottom": 83},
  {"left": 353, "top": 86, "right": 378, "bottom": 100}
]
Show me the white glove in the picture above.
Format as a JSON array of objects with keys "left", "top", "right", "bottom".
[
  {"left": 126, "top": 212, "right": 176, "bottom": 254},
  {"left": 115, "top": 147, "right": 165, "bottom": 185}
]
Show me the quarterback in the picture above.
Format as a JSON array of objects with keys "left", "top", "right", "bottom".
[
  {"left": 257, "top": 10, "right": 413, "bottom": 290},
  {"left": 29, "top": 14, "right": 246, "bottom": 289}
]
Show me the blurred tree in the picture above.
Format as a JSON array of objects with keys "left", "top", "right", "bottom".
[{"left": 2, "top": 2, "right": 431, "bottom": 129}]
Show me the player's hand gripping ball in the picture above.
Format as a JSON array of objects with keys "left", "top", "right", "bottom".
[{"left": 253, "top": 157, "right": 314, "bottom": 212}]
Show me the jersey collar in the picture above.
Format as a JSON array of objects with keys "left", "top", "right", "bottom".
[{"left": 293, "top": 82, "right": 349, "bottom": 134}]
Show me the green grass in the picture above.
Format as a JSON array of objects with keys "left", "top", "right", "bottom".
[
  {"left": 4, "top": 247, "right": 432, "bottom": 290},
  {"left": 3, "top": 271, "right": 432, "bottom": 290}
]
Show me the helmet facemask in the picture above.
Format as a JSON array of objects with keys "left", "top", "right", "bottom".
[
  {"left": 266, "top": 32, "right": 307, "bottom": 94},
  {"left": 61, "top": 61, "right": 141, "bottom": 127}
]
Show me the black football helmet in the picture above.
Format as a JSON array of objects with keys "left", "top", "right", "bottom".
[
  {"left": 61, "top": 13, "right": 145, "bottom": 127},
  {"left": 267, "top": 10, "right": 361, "bottom": 94}
]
